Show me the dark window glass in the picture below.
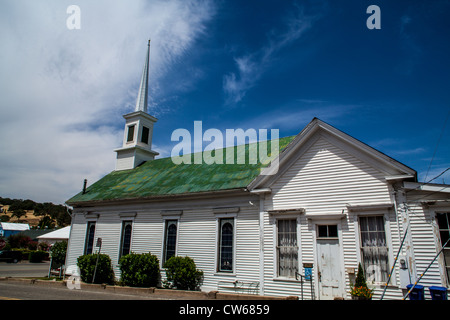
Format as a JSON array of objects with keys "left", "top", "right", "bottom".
[
  {"left": 318, "top": 225, "right": 328, "bottom": 238},
  {"left": 328, "top": 225, "right": 338, "bottom": 237},
  {"left": 164, "top": 220, "right": 177, "bottom": 264},
  {"left": 127, "top": 125, "right": 135, "bottom": 142},
  {"left": 141, "top": 126, "right": 150, "bottom": 144},
  {"left": 84, "top": 222, "right": 96, "bottom": 255},
  {"left": 317, "top": 225, "right": 338, "bottom": 238},
  {"left": 218, "top": 218, "right": 234, "bottom": 272},
  {"left": 119, "top": 221, "right": 132, "bottom": 258}
]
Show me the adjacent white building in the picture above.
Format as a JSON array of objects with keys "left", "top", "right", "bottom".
[
  {"left": 37, "top": 226, "right": 71, "bottom": 246},
  {"left": 65, "top": 43, "right": 450, "bottom": 300}
]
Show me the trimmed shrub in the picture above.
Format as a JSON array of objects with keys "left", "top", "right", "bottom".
[
  {"left": 28, "top": 250, "right": 49, "bottom": 263},
  {"left": 119, "top": 252, "right": 160, "bottom": 287},
  {"left": 164, "top": 256, "right": 204, "bottom": 291},
  {"left": 77, "top": 254, "right": 115, "bottom": 285}
]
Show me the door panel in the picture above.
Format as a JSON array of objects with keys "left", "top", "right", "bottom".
[{"left": 317, "top": 239, "right": 342, "bottom": 299}]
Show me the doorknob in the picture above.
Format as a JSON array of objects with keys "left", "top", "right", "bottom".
[{"left": 318, "top": 271, "right": 322, "bottom": 282}]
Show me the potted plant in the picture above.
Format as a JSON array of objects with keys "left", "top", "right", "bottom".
[{"left": 350, "top": 263, "right": 374, "bottom": 300}]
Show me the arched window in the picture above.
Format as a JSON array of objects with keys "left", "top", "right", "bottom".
[
  {"left": 163, "top": 220, "right": 178, "bottom": 264},
  {"left": 120, "top": 221, "right": 133, "bottom": 258},
  {"left": 84, "top": 222, "right": 96, "bottom": 255},
  {"left": 218, "top": 218, "right": 234, "bottom": 272}
]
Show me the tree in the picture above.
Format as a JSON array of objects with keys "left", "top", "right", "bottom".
[
  {"left": 50, "top": 241, "right": 68, "bottom": 270},
  {"left": 38, "top": 215, "right": 55, "bottom": 229},
  {"left": 7, "top": 234, "right": 31, "bottom": 249},
  {"left": 11, "top": 208, "right": 26, "bottom": 221}
]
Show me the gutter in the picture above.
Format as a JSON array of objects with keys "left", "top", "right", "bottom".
[{"left": 67, "top": 188, "right": 249, "bottom": 208}]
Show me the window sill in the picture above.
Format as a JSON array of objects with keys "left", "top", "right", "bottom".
[
  {"left": 214, "top": 272, "right": 236, "bottom": 277},
  {"left": 273, "top": 277, "right": 301, "bottom": 283}
]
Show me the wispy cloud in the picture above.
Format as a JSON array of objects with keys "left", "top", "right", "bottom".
[
  {"left": 0, "top": 0, "right": 215, "bottom": 203},
  {"left": 222, "top": 4, "right": 319, "bottom": 106}
]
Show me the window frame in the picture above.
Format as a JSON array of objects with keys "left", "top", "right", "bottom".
[
  {"left": 435, "top": 212, "right": 450, "bottom": 286},
  {"left": 160, "top": 210, "right": 182, "bottom": 269},
  {"left": 317, "top": 224, "right": 338, "bottom": 239},
  {"left": 217, "top": 217, "right": 235, "bottom": 273},
  {"left": 358, "top": 215, "right": 390, "bottom": 284},
  {"left": 119, "top": 220, "right": 133, "bottom": 260},
  {"left": 126, "top": 124, "right": 136, "bottom": 142},
  {"left": 141, "top": 126, "right": 150, "bottom": 144},
  {"left": 276, "top": 218, "right": 299, "bottom": 279},
  {"left": 84, "top": 221, "right": 96, "bottom": 255},
  {"left": 163, "top": 219, "right": 178, "bottom": 265}
]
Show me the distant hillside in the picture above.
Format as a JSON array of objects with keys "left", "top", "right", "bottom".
[{"left": 0, "top": 197, "right": 71, "bottom": 228}]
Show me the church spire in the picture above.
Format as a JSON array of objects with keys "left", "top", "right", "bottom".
[
  {"left": 115, "top": 40, "right": 158, "bottom": 171},
  {"left": 135, "top": 40, "right": 151, "bottom": 113}
]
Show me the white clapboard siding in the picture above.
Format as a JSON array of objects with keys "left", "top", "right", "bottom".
[
  {"left": 67, "top": 199, "right": 262, "bottom": 294},
  {"left": 130, "top": 209, "right": 164, "bottom": 257},
  {"left": 262, "top": 136, "right": 396, "bottom": 298},
  {"left": 177, "top": 208, "right": 217, "bottom": 291},
  {"left": 66, "top": 212, "right": 88, "bottom": 270},
  {"left": 407, "top": 202, "right": 443, "bottom": 299},
  {"left": 271, "top": 138, "right": 392, "bottom": 211}
]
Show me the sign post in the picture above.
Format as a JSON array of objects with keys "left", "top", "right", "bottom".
[{"left": 92, "top": 238, "right": 102, "bottom": 284}]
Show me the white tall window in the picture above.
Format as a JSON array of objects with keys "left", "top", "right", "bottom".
[
  {"left": 163, "top": 220, "right": 178, "bottom": 264},
  {"left": 277, "top": 219, "right": 298, "bottom": 278},
  {"left": 84, "top": 221, "right": 96, "bottom": 255},
  {"left": 359, "top": 216, "right": 389, "bottom": 283},
  {"left": 218, "top": 218, "right": 234, "bottom": 272},
  {"left": 119, "top": 220, "right": 133, "bottom": 259}
]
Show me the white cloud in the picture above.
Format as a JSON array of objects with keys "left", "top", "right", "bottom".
[
  {"left": 0, "top": 0, "right": 215, "bottom": 204},
  {"left": 222, "top": 4, "right": 317, "bottom": 106}
]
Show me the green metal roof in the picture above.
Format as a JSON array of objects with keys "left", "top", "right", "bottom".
[{"left": 67, "top": 136, "right": 295, "bottom": 205}]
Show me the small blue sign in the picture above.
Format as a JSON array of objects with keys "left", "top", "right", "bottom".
[{"left": 305, "top": 267, "right": 312, "bottom": 280}]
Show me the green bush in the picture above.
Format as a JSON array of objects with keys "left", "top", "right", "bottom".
[
  {"left": 119, "top": 252, "right": 160, "bottom": 287},
  {"left": 50, "top": 241, "right": 67, "bottom": 269},
  {"left": 28, "top": 250, "right": 49, "bottom": 263},
  {"left": 77, "top": 254, "right": 115, "bottom": 285},
  {"left": 164, "top": 256, "right": 204, "bottom": 291}
]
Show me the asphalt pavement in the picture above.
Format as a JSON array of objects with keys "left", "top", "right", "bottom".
[
  {"left": 0, "top": 261, "right": 51, "bottom": 278},
  {"left": 0, "top": 280, "right": 162, "bottom": 300}
]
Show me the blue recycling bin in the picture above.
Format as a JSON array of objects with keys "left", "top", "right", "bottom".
[
  {"left": 406, "top": 284, "right": 425, "bottom": 300},
  {"left": 429, "top": 286, "right": 448, "bottom": 300}
]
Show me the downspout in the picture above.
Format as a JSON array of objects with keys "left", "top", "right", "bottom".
[
  {"left": 259, "top": 195, "right": 265, "bottom": 295},
  {"left": 250, "top": 188, "right": 271, "bottom": 296},
  {"left": 63, "top": 203, "right": 74, "bottom": 280}
]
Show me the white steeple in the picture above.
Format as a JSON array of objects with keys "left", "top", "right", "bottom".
[
  {"left": 114, "top": 40, "right": 159, "bottom": 171},
  {"left": 135, "top": 40, "right": 150, "bottom": 113}
]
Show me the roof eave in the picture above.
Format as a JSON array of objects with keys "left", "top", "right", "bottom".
[{"left": 67, "top": 187, "right": 250, "bottom": 208}]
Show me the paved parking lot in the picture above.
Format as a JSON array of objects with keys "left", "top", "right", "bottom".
[
  {"left": 0, "top": 280, "right": 163, "bottom": 300},
  {"left": 0, "top": 261, "right": 51, "bottom": 278}
]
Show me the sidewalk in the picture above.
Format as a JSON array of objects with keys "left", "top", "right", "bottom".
[{"left": 0, "top": 277, "right": 298, "bottom": 300}]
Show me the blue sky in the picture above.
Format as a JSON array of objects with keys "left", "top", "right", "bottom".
[{"left": 0, "top": 0, "right": 449, "bottom": 204}]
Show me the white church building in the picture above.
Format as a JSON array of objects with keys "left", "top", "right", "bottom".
[{"left": 65, "top": 42, "right": 450, "bottom": 300}]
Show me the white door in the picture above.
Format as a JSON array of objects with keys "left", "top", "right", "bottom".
[{"left": 316, "top": 225, "right": 343, "bottom": 300}]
